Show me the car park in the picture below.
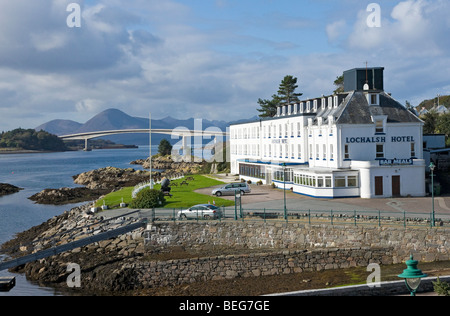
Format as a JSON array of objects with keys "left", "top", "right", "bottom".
[
  {"left": 211, "top": 182, "right": 251, "bottom": 196},
  {"left": 177, "top": 204, "right": 222, "bottom": 219}
]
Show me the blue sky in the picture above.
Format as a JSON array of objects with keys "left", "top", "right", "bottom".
[{"left": 0, "top": 0, "right": 449, "bottom": 131}]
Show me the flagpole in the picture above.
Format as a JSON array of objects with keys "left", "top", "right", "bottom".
[{"left": 149, "top": 112, "right": 153, "bottom": 189}]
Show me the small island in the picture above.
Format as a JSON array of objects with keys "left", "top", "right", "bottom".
[
  {"left": 0, "top": 183, "right": 23, "bottom": 197},
  {"left": 0, "top": 128, "right": 67, "bottom": 153}
]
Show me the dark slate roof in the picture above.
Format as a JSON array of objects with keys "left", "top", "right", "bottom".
[{"left": 333, "top": 91, "right": 422, "bottom": 125}]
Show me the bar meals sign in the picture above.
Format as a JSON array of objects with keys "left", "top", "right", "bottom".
[{"left": 378, "top": 158, "right": 413, "bottom": 166}]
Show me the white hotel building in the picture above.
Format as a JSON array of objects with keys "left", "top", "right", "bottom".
[{"left": 229, "top": 67, "right": 426, "bottom": 198}]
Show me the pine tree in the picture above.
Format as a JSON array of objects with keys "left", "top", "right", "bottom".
[
  {"left": 256, "top": 95, "right": 281, "bottom": 118},
  {"left": 257, "top": 75, "right": 302, "bottom": 118},
  {"left": 277, "top": 75, "right": 302, "bottom": 105}
]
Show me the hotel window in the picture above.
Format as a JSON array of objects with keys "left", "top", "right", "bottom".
[
  {"left": 330, "top": 144, "right": 334, "bottom": 160},
  {"left": 344, "top": 144, "right": 350, "bottom": 160},
  {"left": 325, "top": 176, "right": 332, "bottom": 187},
  {"left": 309, "top": 144, "right": 313, "bottom": 159},
  {"left": 297, "top": 123, "right": 301, "bottom": 137},
  {"left": 375, "top": 120, "right": 384, "bottom": 134},
  {"left": 291, "top": 123, "right": 294, "bottom": 137},
  {"left": 291, "top": 144, "right": 294, "bottom": 158},
  {"left": 285, "top": 144, "right": 289, "bottom": 158},
  {"left": 347, "top": 176, "right": 358, "bottom": 187},
  {"left": 323, "top": 144, "right": 327, "bottom": 159},
  {"left": 369, "top": 94, "right": 379, "bottom": 105},
  {"left": 411, "top": 142, "right": 416, "bottom": 158},
  {"left": 316, "top": 144, "right": 319, "bottom": 159},
  {"left": 376, "top": 144, "right": 384, "bottom": 159},
  {"left": 313, "top": 100, "right": 318, "bottom": 112},
  {"left": 298, "top": 144, "right": 301, "bottom": 159},
  {"left": 317, "top": 177, "right": 324, "bottom": 187},
  {"left": 334, "top": 176, "right": 346, "bottom": 188},
  {"left": 285, "top": 123, "right": 288, "bottom": 137}
]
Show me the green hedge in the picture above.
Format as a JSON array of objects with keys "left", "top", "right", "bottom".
[{"left": 129, "top": 188, "right": 166, "bottom": 209}]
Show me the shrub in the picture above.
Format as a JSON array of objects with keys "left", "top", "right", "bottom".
[
  {"left": 129, "top": 188, "right": 166, "bottom": 209},
  {"left": 433, "top": 277, "right": 450, "bottom": 296}
]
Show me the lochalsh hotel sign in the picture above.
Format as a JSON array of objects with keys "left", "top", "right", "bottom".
[{"left": 345, "top": 135, "right": 415, "bottom": 144}]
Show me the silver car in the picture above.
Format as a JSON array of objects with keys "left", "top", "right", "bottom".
[
  {"left": 212, "top": 182, "right": 251, "bottom": 197},
  {"left": 178, "top": 204, "right": 222, "bottom": 219}
]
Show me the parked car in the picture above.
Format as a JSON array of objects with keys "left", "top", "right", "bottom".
[
  {"left": 178, "top": 204, "right": 222, "bottom": 219},
  {"left": 211, "top": 182, "right": 251, "bottom": 196}
]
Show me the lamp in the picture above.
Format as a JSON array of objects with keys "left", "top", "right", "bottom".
[
  {"left": 429, "top": 162, "right": 436, "bottom": 227},
  {"left": 397, "top": 255, "right": 428, "bottom": 296}
]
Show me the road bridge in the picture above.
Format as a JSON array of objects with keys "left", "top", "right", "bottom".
[{"left": 60, "top": 128, "right": 228, "bottom": 151}]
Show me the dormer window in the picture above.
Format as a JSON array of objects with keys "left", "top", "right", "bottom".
[
  {"left": 372, "top": 115, "right": 387, "bottom": 134},
  {"left": 375, "top": 120, "right": 384, "bottom": 133},
  {"left": 368, "top": 93, "right": 379, "bottom": 105}
]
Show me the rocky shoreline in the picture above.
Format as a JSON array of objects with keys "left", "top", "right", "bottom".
[{"left": 1, "top": 203, "right": 147, "bottom": 294}]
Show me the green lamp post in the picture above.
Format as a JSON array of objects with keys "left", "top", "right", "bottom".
[{"left": 397, "top": 255, "right": 428, "bottom": 296}]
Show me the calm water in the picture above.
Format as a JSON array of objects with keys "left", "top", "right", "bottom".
[{"left": 0, "top": 146, "right": 153, "bottom": 296}]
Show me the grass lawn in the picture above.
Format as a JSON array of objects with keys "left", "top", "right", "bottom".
[{"left": 96, "top": 174, "right": 234, "bottom": 209}]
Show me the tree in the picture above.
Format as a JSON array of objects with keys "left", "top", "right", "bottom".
[
  {"left": 333, "top": 75, "right": 344, "bottom": 94},
  {"left": 422, "top": 110, "right": 440, "bottom": 134},
  {"left": 158, "top": 139, "right": 172, "bottom": 156},
  {"left": 257, "top": 75, "right": 302, "bottom": 118},
  {"left": 277, "top": 75, "right": 302, "bottom": 105},
  {"left": 256, "top": 95, "right": 281, "bottom": 118}
]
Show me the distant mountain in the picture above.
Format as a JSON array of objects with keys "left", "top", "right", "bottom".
[
  {"left": 35, "top": 119, "right": 83, "bottom": 136},
  {"left": 35, "top": 108, "right": 234, "bottom": 145},
  {"left": 75, "top": 108, "right": 146, "bottom": 133}
]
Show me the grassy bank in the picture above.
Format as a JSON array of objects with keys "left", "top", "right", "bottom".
[{"left": 96, "top": 174, "right": 234, "bottom": 209}]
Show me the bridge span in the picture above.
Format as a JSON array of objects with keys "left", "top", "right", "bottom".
[{"left": 59, "top": 128, "right": 228, "bottom": 151}]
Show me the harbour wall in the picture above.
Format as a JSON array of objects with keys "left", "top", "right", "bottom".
[{"left": 133, "top": 221, "right": 449, "bottom": 289}]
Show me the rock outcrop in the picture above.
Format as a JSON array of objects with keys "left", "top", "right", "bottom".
[
  {"left": 131, "top": 155, "right": 207, "bottom": 175},
  {"left": 2, "top": 204, "right": 146, "bottom": 293},
  {"left": 73, "top": 167, "right": 149, "bottom": 190},
  {"left": 28, "top": 167, "right": 150, "bottom": 205},
  {"left": 28, "top": 187, "right": 110, "bottom": 205},
  {"left": 0, "top": 183, "right": 23, "bottom": 197}
]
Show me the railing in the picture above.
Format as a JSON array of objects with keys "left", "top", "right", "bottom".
[
  {"left": 132, "top": 173, "right": 185, "bottom": 198},
  {"left": 142, "top": 207, "right": 449, "bottom": 228}
]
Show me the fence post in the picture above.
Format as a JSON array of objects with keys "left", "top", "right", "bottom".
[
  {"left": 403, "top": 211, "right": 406, "bottom": 228},
  {"left": 308, "top": 209, "right": 311, "bottom": 225},
  {"left": 378, "top": 210, "right": 381, "bottom": 227},
  {"left": 330, "top": 210, "right": 333, "bottom": 225},
  {"left": 354, "top": 210, "right": 357, "bottom": 226},
  {"left": 264, "top": 208, "right": 266, "bottom": 223}
]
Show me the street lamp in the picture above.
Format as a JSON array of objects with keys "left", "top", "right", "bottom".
[
  {"left": 398, "top": 255, "right": 428, "bottom": 296},
  {"left": 429, "top": 162, "right": 435, "bottom": 227}
]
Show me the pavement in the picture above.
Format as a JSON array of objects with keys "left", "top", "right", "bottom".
[{"left": 201, "top": 174, "right": 450, "bottom": 219}]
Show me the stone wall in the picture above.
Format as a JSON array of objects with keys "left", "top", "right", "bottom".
[
  {"left": 133, "top": 247, "right": 394, "bottom": 289},
  {"left": 145, "top": 221, "right": 450, "bottom": 264},
  {"left": 132, "top": 221, "right": 449, "bottom": 290}
]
